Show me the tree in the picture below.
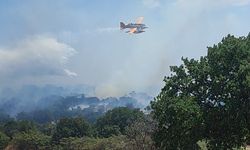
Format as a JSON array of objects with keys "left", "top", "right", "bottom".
[
  {"left": 3, "top": 121, "right": 19, "bottom": 138},
  {"left": 125, "top": 115, "right": 157, "bottom": 150},
  {"left": 17, "top": 120, "right": 37, "bottom": 133},
  {"left": 3, "top": 120, "right": 36, "bottom": 138},
  {"left": 96, "top": 125, "right": 121, "bottom": 138},
  {"left": 17, "top": 110, "right": 53, "bottom": 124},
  {"left": 151, "top": 34, "right": 250, "bottom": 149},
  {"left": 96, "top": 107, "right": 144, "bottom": 137},
  {"left": 52, "top": 117, "right": 92, "bottom": 142},
  {"left": 12, "top": 130, "right": 51, "bottom": 150},
  {"left": 0, "top": 131, "right": 10, "bottom": 149},
  {"left": 40, "top": 123, "right": 56, "bottom": 136},
  {"left": 152, "top": 97, "right": 203, "bottom": 149}
]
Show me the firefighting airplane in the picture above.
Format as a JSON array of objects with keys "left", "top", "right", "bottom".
[{"left": 120, "top": 17, "right": 148, "bottom": 34}]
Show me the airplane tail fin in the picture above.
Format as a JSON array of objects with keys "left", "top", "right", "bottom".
[{"left": 120, "top": 22, "right": 126, "bottom": 30}]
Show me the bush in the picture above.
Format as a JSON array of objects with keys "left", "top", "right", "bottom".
[
  {"left": 12, "top": 130, "right": 51, "bottom": 150},
  {"left": 0, "top": 131, "right": 10, "bottom": 149},
  {"left": 52, "top": 117, "right": 92, "bottom": 142},
  {"left": 54, "top": 136, "right": 127, "bottom": 150},
  {"left": 96, "top": 107, "right": 144, "bottom": 137}
]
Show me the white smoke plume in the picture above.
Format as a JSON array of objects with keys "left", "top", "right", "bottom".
[{"left": 0, "top": 35, "right": 77, "bottom": 84}]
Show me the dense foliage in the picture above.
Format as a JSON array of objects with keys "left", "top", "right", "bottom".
[
  {"left": 0, "top": 131, "right": 9, "bottom": 149},
  {"left": 52, "top": 117, "right": 93, "bottom": 142},
  {"left": 151, "top": 34, "right": 250, "bottom": 149},
  {"left": 0, "top": 107, "right": 155, "bottom": 150},
  {"left": 152, "top": 96, "right": 203, "bottom": 149},
  {"left": 12, "top": 130, "right": 51, "bottom": 150},
  {"left": 96, "top": 107, "right": 144, "bottom": 137}
]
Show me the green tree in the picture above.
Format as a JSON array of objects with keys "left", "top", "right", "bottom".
[
  {"left": 40, "top": 123, "right": 56, "bottom": 136},
  {"left": 0, "top": 131, "right": 10, "bottom": 149},
  {"left": 3, "top": 120, "right": 36, "bottom": 138},
  {"left": 97, "top": 125, "right": 121, "bottom": 138},
  {"left": 152, "top": 97, "right": 203, "bottom": 149},
  {"left": 12, "top": 130, "right": 51, "bottom": 150},
  {"left": 3, "top": 121, "right": 19, "bottom": 138},
  {"left": 52, "top": 117, "right": 92, "bottom": 142},
  {"left": 17, "top": 110, "right": 53, "bottom": 124},
  {"left": 125, "top": 115, "right": 157, "bottom": 150},
  {"left": 17, "top": 120, "right": 37, "bottom": 133},
  {"left": 151, "top": 34, "right": 250, "bottom": 149},
  {"left": 96, "top": 107, "right": 144, "bottom": 137}
]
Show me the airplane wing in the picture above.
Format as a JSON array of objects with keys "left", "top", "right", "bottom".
[
  {"left": 136, "top": 17, "right": 144, "bottom": 24},
  {"left": 128, "top": 28, "right": 137, "bottom": 34}
]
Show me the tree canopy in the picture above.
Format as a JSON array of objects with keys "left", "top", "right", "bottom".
[
  {"left": 151, "top": 34, "right": 250, "bottom": 149},
  {"left": 52, "top": 117, "right": 93, "bottom": 142},
  {"left": 96, "top": 107, "right": 144, "bottom": 137}
]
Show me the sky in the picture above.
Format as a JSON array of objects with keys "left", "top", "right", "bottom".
[{"left": 0, "top": 0, "right": 250, "bottom": 97}]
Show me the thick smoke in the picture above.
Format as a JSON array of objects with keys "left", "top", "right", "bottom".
[
  {"left": 0, "top": 0, "right": 250, "bottom": 99},
  {"left": 0, "top": 35, "right": 77, "bottom": 87}
]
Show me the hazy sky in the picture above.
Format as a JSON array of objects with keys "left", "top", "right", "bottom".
[{"left": 0, "top": 0, "right": 250, "bottom": 97}]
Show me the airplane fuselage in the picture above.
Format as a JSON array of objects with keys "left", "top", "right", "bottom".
[
  {"left": 125, "top": 23, "right": 147, "bottom": 29},
  {"left": 120, "top": 19, "right": 148, "bottom": 34}
]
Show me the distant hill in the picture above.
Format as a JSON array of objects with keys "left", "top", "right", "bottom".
[
  {"left": 0, "top": 84, "right": 95, "bottom": 115},
  {"left": 0, "top": 85, "right": 153, "bottom": 123}
]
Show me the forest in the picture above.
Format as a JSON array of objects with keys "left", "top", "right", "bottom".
[{"left": 0, "top": 34, "right": 250, "bottom": 150}]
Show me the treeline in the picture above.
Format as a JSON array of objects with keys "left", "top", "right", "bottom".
[
  {"left": 0, "top": 107, "right": 155, "bottom": 150},
  {"left": 0, "top": 93, "right": 150, "bottom": 124}
]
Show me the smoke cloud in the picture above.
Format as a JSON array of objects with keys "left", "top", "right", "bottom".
[
  {"left": 0, "top": 0, "right": 250, "bottom": 98},
  {"left": 0, "top": 35, "right": 77, "bottom": 85}
]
